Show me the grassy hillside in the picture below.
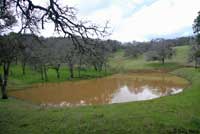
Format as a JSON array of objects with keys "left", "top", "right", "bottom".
[
  {"left": 109, "top": 45, "right": 191, "bottom": 71},
  {"left": 0, "top": 68, "right": 200, "bottom": 134},
  {"left": 171, "top": 45, "right": 191, "bottom": 64}
]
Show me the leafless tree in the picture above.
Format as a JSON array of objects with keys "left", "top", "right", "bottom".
[
  {"left": 2, "top": 0, "right": 109, "bottom": 50},
  {"left": 0, "top": 0, "right": 109, "bottom": 99},
  {"left": 144, "top": 39, "right": 175, "bottom": 64},
  {"left": 0, "top": 33, "right": 21, "bottom": 99}
]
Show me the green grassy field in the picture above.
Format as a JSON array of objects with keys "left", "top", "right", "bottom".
[
  {"left": 171, "top": 45, "right": 191, "bottom": 64},
  {"left": 0, "top": 68, "right": 200, "bottom": 134},
  {"left": 1, "top": 45, "right": 200, "bottom": 134},
  {"left": 2, "top": 65, "right": 111, "bottom": 90}
]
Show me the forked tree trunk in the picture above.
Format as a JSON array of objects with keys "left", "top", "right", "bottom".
[{"left": 1, "top": 62, "right": 10, "bottom": 99}]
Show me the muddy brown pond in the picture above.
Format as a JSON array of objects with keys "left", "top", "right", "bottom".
[{"left": 9, "top": 72, "right": 189, "bottom": 107}]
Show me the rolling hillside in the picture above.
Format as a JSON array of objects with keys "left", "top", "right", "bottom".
[{"left": 109, "top": 45, "right": 191, "bottom": 71}]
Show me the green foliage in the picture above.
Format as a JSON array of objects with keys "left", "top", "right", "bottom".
[
  {"left": 193, "top": 11, "right": 200, "bottom": 46},
  {"left": 196, "top": 34, "right": 200, "bottom": 45},
  {"left": 193, "top": 11, "right": 200, "bottom": 35}
]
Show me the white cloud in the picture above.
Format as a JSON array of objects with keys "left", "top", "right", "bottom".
[
  {"left": 85, "top": 6, "right": 123, "bottom": 29},
  {"left": 30, "top": 0, "right": 200, "bottom": 42},
  {"left": 75, "top": 0, "right": 144, "bottom": 39},
  {"left": 111, "top": 0, "right": 200, "bottom": 41}
]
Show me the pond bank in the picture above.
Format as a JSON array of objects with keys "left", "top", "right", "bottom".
[
  {"left": 8, "top": 72, "right": 189, "bottom": 107},
  {"left": 0, "top": 67, "right": 200, "bottom": 134}
]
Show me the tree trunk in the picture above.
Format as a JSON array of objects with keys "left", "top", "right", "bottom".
[
  {"left": 34, "top": 65, "right": 37, "bottom": 71},
  {"left": 43, "top": 65, "right": 48, "bottom": 81},
  {"left": 55, "top": 69, "right": 60, "bottom": 79},
  {"left": 56, "top": 64, "right": 61, "bottom": 79},
  {"left": 99, "top": 64, "right": 103, "bottom": 72},
  {"left": 15, "top": 57, "right": 18, "bottom": 65},
  {"left": 40, "top": 67, "right": 44, "bottom": 80},
  {"left": 1, "top": 62, "right": 10, "bottom": 99},
  {"left": 195, "top": 57, "right": 198, "bottom": 69},
  {"left": 94, "top": 64, "right": 98, "bottom": 71},
  {"left": 69, "top": 63, "right": 74, "bottom": 79},
  {"left": 1, "top": 80, "right": 8, "bottom": 99},
  {"left": 78, "top": 59, "right": 82, "bottom": 78},
  {"left": 22, "top": 62, "right": 26, "bottom": 75},
  {"left": 195, "top": 60, "right": 197, "bottom": 69},
  {"left": 78, "top": 67, "right": 81, "bottom": 78},
  {"left": 55, "top": 65, "right": 60, "bottom": 79},
  {"left": 104, "top": 63, "right": 107, "bottom": 73},
  {"left": 161, "top": 57, "right": 165, "bottom": 64}
]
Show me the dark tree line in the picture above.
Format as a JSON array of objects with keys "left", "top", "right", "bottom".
[{"left": 15, "top": 35, "right": 117, "bottom": 80}]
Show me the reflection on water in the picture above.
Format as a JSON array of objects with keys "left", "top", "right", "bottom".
[
  {"left": 111, "top": 85, "right": 182, "bottom": 103},
  {"left": 9, "top": 72, "right": 189, "bottom": 106}
]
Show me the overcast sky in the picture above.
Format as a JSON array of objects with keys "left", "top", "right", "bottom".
[{"left": 34, "top": 0, "right": 200, "bottom": 42}]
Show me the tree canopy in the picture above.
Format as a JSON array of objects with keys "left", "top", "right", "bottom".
[
  {"left": 193, "top": 11, "right": 200, "bottom": 34},
  {"left": 0, "top": 0, "right": 109, "bottom": 51},
  {"left": 193, "top": 11, "right": 200, "bottom": 45}
]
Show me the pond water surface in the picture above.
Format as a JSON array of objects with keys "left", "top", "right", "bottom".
[{"left": 9, "top": 72, "right": 189, "bottom": 107}]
